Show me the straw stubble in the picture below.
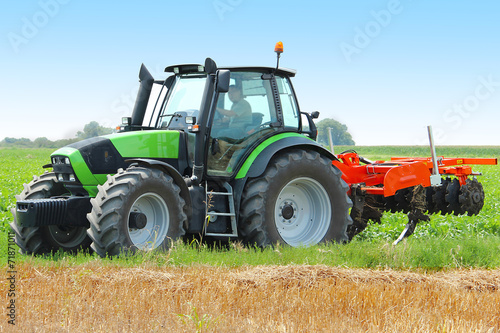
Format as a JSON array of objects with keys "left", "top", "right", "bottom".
[{"left": 3, "top": 263, "right": 499, "bottom": 332}]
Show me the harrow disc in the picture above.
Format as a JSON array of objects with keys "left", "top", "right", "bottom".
[
  {"left": 458, "top": 178, "right": 485, "bottom": 216},
  {"left": 384, "top": 188, "right": 412, "bottom": 213},
  {"left": 429, "top": 177, "right": 450, "bottom": 214},
  {"left": 394, "top": 187, "right": 412, "bottom": 214},
  {"left": 384, "top": 195, "right": 398, "bottom": 213},
  {"left": 445, "top": 178, "right": 465, "bottom": 215}
]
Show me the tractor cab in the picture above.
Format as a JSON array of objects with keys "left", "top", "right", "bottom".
[
  {"left": 125, "top": 58, "right": 319, "bottom": 181},
  {"left": 205, "top": 67, "right": 304, "bottom": 177}
]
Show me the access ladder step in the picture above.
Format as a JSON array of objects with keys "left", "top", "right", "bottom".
[
  {"left": 210, "top": 191, "right": 232, "bottom": 196},
  {"left": 209, "top": 212, "right": 236, "bottom": 217},
  {"left": 205, "top": 182, "right": 238, "bottom": 237}
]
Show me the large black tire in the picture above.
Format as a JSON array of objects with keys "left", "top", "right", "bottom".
[
  {"left": 9, "top": 172, "right": 91, "bottom": 254},
  {"left": 239, "top": 149, "right": 352, "bottom": 247},
  {"left": 87, "top": 167, "right": 187, "bottom": 257}
]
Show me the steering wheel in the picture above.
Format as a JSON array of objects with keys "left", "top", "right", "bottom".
[
  {"left": 214, "top": 109, "right": 224, "bottom": 121},
  {"left": 213, "top": 109, "right": 230, "bottom": 128},
  {"left": 245, "top": 121, "right": 274, "bottom": 136},
  {"left": 256, "top": 121, "right": 274, "bottom": 131}
]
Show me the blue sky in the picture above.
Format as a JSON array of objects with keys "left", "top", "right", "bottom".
[{"left": 1, "top": 0, "right": 499, "bottom": 146}]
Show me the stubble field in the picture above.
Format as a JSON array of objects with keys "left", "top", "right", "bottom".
[{"left": 1, "top": 263, "right": 499, "bottom": 332}]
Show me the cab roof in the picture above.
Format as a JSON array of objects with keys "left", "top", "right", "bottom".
[{"left": 164, "top": 64, "right": 296, "bottom": 77}]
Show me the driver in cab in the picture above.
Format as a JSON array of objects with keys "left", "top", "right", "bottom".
[{"left": 216, "top": 85, "right": 252, "bottom": 129}]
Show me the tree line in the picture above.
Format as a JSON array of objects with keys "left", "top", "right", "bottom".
[
  {"left": 316, "top": 118, "right": 355, "bottom": 146},
  {"left": 1, "top": 118, "right": 355, "bottom": 148},
  {"left": 0, "top": 121, "right": 115, "bottom": 149}
]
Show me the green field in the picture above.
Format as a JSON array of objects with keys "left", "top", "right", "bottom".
[{"left": 1, "top": 146, "right": 499, "bottom": 269}]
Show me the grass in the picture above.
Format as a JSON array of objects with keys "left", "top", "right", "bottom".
[
  {"left": 4, "top": 236, "right": 500, "bottom": 270},
  {"left": 1, "top": 146, "right": 500, "bottom": 268},
  {"left": 333, "top": 145, "right": 500, "bottom": 160}
]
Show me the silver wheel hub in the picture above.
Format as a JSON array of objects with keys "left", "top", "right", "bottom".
[
  {"left": 128, "top": 193, "right": 169, "bottom": 250},
  {"left": 279, "top": 201, "right": 298, "bottom": 223},
  {"left": 48, "top": 226, "right": 87, "bottom": 247},
  {"left": 274, "top": 177, "right": 332, "bottom": 246}
]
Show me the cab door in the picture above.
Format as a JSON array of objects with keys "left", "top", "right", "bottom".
[{"left": 206, "top": 71, "right": 285, "bottom": 177}]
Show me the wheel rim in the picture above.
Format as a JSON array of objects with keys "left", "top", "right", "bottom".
[
  {"left": 128, "top": 193, "right": 170, "bottom": 250},
  {"left": 47, "top": 226, "right": 88, "bottom": 248},
  {"left": 274, "top": 177, "right": 331, "bottom": 246}
]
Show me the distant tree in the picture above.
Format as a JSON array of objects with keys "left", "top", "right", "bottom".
[
  {"left": 0, "top": 122, "right": 114, "bottom": 149},
  {"left": 54, "top": 138, "right": 79, "bottom": 147},
  {"left": 1, "top": 137, "right": 30, "bottom": 147},
  {"left": 316, "top": 118, "right": 355, "bottom": 146},
  {"left": 76, "top": 121, "right": 114, "bottom": 139},
  {"left": 34, "top": 137, "right": 51, "bottom": 148},
  {"left": 3, "top": 137, "right": 16, "bottom": 144}
]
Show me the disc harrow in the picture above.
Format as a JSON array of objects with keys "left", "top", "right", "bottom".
[
  {"left": 333, "top": 145, "right": 497, "bottom": 243},
  {"left": 383, "top": 176, "right": 484, "bottom": 217}
]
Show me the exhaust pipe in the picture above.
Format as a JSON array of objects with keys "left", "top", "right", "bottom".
[{"left": 131, "top": 64, "right": 154, "bottom": 126}]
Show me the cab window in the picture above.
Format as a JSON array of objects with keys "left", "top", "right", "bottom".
[
  {"left": 276, "top": 76, "right": 300, "bottom": 129},
  {"left": 207, "top": 71, "right": 278, "bottom": 177}
]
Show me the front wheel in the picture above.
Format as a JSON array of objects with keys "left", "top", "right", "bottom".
[
  {"left": 239, "top": 149, "right": 352, "bottom": 247},
  {"left": 87, "top": 167, "right": 187, "bottom": 257},
  {"left": 10, "top": 172, "right": 91, "bottom": 254}
]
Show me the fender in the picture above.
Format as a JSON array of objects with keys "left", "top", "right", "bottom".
[
  {"left": 125, "top": 158, "right": 192, "bottom": 219},
  {"left": 236, "top": 133, "right": 338, "bottom": 180}
]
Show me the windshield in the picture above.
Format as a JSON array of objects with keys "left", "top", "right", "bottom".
[{"left": 156, "top": 75, "right": 207, "bottom": 128}]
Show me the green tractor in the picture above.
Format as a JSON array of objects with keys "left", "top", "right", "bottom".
[{"left": 11, "top": 46, "right": 353, "bottom": 256}]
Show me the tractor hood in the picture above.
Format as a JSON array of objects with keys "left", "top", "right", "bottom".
[{"left": 50, "top": 130, "right": 183, "bottom": 196}]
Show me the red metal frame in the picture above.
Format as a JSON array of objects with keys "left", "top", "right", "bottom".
[{"left": 333, "top": 152, "right": 497, "bottom": 197}]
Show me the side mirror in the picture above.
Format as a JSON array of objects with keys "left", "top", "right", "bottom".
[
  {"left": 216, "top": 70, "right": 231, "bottom": 93},
  {"left": 300, "top": 112, "right": 318, "bottom": 141}
]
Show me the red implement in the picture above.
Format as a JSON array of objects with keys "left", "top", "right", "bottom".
[{"left": 333, "top": 152, "right": 497, "bottom": 197}]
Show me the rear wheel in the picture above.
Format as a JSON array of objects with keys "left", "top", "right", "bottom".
[
  {"left": 9, "top": 172, "right": 91, "bottom": 254},
  {"left": 239, "top": 150, "right": 352, "bottom": 247},
  {"left": 87, "top": 167, "right": 187, "bottom": 257}
]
